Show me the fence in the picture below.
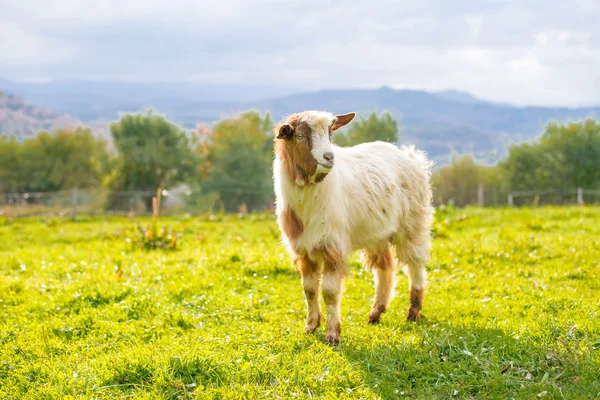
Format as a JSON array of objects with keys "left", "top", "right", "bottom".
[
  {"left": 0, "top": 188, "right": 230, "bottom": 219},
  {"left": 428, "top": 184, "right": 599, "bottom": 208},
  {"left": 433, "top": 183, "right": 511, "bottom": 208},
  {"left": 507, "top": 188, "right": 600, "bottom": 207},
  {"left": 1, "top": 186, "right": 599, "bottom": 219}
]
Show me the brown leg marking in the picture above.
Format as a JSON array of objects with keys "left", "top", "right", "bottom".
[
  {"left": 322, "top": 282, "right": 342, "bottom": 344},
  {"left": 369, "top": 304, "right": 387, "bottom": 324},
  {"left": 297, "top": 254, "right": 322, "bottom": 333},
  {"left": 364, "top": 244, "right": 396, "bottom": 324},
  {"left": 407, "top": 288, "right": 424, "bottom": 321},
  {"left": 316, "top": 245, "right": 345, "bottom": 344}
]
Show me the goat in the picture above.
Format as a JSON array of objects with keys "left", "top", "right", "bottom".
[{"left": 273, "top": 110, "right": 434, "bottom": 344}]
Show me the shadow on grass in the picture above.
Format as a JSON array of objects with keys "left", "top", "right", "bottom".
[{"left": 338, "top": 318, "right": 599, "bottom": 399}]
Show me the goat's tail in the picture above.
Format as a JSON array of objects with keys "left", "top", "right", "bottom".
[{"left": 400, "top": 144, "right": 435, "bottom": 176}]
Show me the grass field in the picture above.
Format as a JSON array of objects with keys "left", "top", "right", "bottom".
[{"left": 1, "top": 207, "right": 599, "bottom": 399}]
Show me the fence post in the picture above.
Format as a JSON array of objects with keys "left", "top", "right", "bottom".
[
  {"left": 71, "top": 188, "right": 78, "bottom": 221},
  {"left": 508, "top": 193, "right": 513, "bottom": 207},
  {"left": 577, "top": 187, "right": 584, "bottom": 206},
  {"left": 477, "top": 183, "right": 484, "bottom": 207}
]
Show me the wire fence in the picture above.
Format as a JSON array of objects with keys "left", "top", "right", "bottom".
[
  {"left": 1, "top": 186, "right": 599, "bottom": 219},
  {"left": 435, "top": 183, "right": 600, "bottom": 208},
  {"left": 0, "top": 188, "right": 231, "bottom": 218},
  {"left": 507, "top": 188, "right": 600, "bottom": 207}
]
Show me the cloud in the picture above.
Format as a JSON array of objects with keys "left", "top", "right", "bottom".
[
  {"left": 1, "top": 0, "right": 599, "bottom": 106},
  {"left": 0, "top": 21, "right": 70, "bottom": 67}
]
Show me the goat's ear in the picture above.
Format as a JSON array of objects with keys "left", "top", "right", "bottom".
[
  {"left": 332, "top": 112, "right": 356, "bottom": 131},
  {"left": 276, "top": 123, "right": 294, "bottom": 139}
]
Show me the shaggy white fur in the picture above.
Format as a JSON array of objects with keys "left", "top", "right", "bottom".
[{"left": 273, "top": 110, "right": 434, "bottom": 343}]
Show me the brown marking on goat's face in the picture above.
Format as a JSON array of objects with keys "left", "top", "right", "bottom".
[
  {"left": 274, "top": 113, "right": 320, "bottom": 186},
  {"left": 407, "top": 288, "right": 424, "bottom": 321},
  {"left": 274, "top": 112, "right": 356, "bottom": 186},
  {"left": 281, "top": 207, "right": 303, "bottom": 241}
]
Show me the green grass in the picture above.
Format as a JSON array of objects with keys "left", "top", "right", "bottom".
[{"left": 1, "top": 207, "right": 599, "bottom": 399}]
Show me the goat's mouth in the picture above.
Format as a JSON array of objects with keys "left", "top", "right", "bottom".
[
  {"left": 313, "top": 163, "right": 332, "bottom": 184},
  {"left": 317, "top": 162, "right": 334, "bottom": 171}
]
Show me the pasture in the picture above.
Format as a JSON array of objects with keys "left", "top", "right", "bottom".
[{"left": 1, "top": 207, "right": 599, "bottom": 399}]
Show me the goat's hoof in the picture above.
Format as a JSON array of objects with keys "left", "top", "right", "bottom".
[
  {"left": 368, "top": 305, "right": 385, "bottom": 324},
  {"left": 304, "top": 323, "right": 320, "bottom": 334},
  {"left": 325, "top": 333, "right": 340, "bottom": 345},
  {"left": 368, "top": 311, "right": 381, "bottom": 324},
  {"left": 406, "top": 308, "right": 422, "bottom": 321},
  {"left": 304, "top": 314, "right": 321, "bottom": 333}
]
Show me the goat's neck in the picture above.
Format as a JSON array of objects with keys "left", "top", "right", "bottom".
[
  {"left": 284, "top": 175, "right": 331, "bottom": 211},
  {"left": 276, "top": 157, "right": 334, "bottom": 210}
]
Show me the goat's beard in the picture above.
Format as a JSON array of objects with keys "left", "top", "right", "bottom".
[
  {"left": 314, "top": 173, "right": 328, "bottom": 183},
  {"left": 312, "top": 163, "right": 332, "bottom": 183},
  {"left": 295, "top": 165, "right": 329, "bottom": 185}
]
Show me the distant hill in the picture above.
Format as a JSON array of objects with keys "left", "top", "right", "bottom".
[
  {"left": 432, "top": 89, "right": 484, "bottom": 104},
  {"left": 2, "top": 80, "right": 600, "bottom": 164},
  {"left": 0, "top": 79, "right": 299, "bottom": 121},
  {"left": 166, "top": 86, "right": 600, "bottom": 164},
  {"left": 0, "top": 90, "right": 83, "bottom": 138},
  {"left": 0, "top": 90, "right": 109, "bottom": 140}
]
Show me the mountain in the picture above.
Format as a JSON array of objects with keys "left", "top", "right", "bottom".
[
  {"left": 0, "top": 80, "right": 299, "bottom": 122},
  {"left": 0, "top": 90, "right": 108, "bottom": 140},
  {"left": 167, "top": 86, "right": 600, "bottom": 164},
  {"left": 433, "top": 89, "right": 484, "bottom": 104},
  {"left": 2, "top": 80, "right": 600, "bottom": 165},
  {"left": 0, "top": 90, "right": 84, "bottom": 138}
]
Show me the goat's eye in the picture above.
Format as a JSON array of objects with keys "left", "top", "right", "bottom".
[{"left": 295, "top": 134, "right": 304, "bottom": 140}]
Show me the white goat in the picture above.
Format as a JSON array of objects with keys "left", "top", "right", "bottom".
[{"left": 273, "top": 110, "right": 434, "bottom": 344}]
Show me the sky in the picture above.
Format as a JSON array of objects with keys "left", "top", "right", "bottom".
[{"left": 1, "top": 0, "right": 599, "bottom": 106}]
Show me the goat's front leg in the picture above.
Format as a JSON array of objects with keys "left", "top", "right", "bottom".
[
  {"left": 319, "top": 247, "right": 345, "bottom": 344},
  {"left": 297, "top": 255, "right": 322, "bottom": 333}
]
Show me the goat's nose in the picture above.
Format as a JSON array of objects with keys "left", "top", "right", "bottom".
[{"left": 323, "top": 152, "right": 335, "bottom": 163}]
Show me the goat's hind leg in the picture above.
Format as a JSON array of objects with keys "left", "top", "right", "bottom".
[
  {"left": 363, "top": 244, "right": 396, "bottom": 324},
  {"left": 397, "top": 242, "right": 429, "bottom": 321}
]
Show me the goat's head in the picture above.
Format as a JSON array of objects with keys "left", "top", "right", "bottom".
[{"left": 274, "top": 110, "right": 355, "bottom": 186}]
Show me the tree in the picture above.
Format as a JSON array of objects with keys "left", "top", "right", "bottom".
[
  {"left": 501, "top": 119, "right": 600, "bottom": 192},
  {"left": 334, "top": 111, "right": 399, "bottom": 147},
  {"left": 46, "top": 129, "right": 110, "bottom": 190},
  {"left": 539, "top": 119, "right": 600, "bottom": 190},
  {"left": 432, "top": 155, "right": 479, "bottom": 206},
  {"left": 432, "top": 155, "right": 506, "bottom": 207},
  {"left": 0, "top": 128, "right": 110, "bottom": 193},
  {"left": 194, "top": 112, "right": 274, "bottom": 212},
  {"left": 0, "top": 136, "right": 22, "bottom": 193},
  {"left": 109, "top": 110, "right": 197, "bottom": 202},
  {"left": 501, "top": 142, "right": 550, "bottom": 192}
]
